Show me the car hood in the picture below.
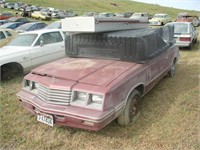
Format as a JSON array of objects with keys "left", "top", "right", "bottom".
[
  {"left": 0, "top": 46, "right": 30, "bottom": 56},
  {"left": 32, "top": 58, "right": 139, "bottom": 87}
]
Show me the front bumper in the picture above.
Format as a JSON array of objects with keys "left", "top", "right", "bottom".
[{"left": 17, "top": 90, "right": 114, "bottom": 131}]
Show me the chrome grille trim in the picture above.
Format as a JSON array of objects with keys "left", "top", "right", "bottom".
[{"left": 38, "top": 84, "right": 71, "bottom": 105}]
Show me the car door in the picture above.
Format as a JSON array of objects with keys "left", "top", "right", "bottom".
[
  {"left": 30, "top": 31, "right": 65, "bottom": 68},
  {"left": 41, "top": 31, "right": 65, "bottom": 60}
]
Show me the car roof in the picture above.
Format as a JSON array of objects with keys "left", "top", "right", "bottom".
[{"left": 19, "top": 29, "right": 62, "bottom": 35}]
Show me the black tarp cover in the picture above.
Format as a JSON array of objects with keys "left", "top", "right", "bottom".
[{"left": 65, "top": 26, "right": 175, "bottom": 63}]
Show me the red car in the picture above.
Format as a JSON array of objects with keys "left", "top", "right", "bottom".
[
  {"left": 176, "top": 12, "right": 199, "bottom": 27},
  {"left": 17, "top": 26, "right": 179, "bottom": 131},
  {"left": 0, "top": 13, "right": 13, "bottom": 20}
]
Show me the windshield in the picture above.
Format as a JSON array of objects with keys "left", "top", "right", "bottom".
[
  {"left": 8, "top": 34, "right": 38, "bottom": 46},
  {"left": 174, "top": 24, "right": 188, "bottom": 34},
  {"left": 166, "top": 23, "right": 189, "bottom": 34}
]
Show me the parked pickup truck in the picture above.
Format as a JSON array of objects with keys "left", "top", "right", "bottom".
[
  {"left": 0, "top": 29, "right": 65, "bottom": 80},
  {"left": 17, "top": 26, "right": 179, "bottom": 131}
]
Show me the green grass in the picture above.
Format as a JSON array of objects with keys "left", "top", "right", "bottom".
[
  {"left": 4, "top": 0, "right": 200, "bottom": 17},
  {"left": 0, "top": 1, "right": 200, "bottom": 149}
]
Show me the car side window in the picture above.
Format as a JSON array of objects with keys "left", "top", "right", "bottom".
[
  {"left": 34, "top": 32, "right": 63, "bottom": 46},
  {"left": 5, "top": 31, "right": 12, "bottom": 37},
  {"left": 0, "top": 31, "right": 6, "bottom": 39},
  {"left": 29, "top": 24, "right": 37, "bottom": 31},
  {"left": 38, "top": 23, "right": 46, "bottom": 29}
]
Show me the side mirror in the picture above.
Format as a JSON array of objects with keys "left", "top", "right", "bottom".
[{"left": 40, "top": 40, "right": 44, "bottom": 46}]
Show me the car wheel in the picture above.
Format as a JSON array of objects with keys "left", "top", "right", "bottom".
[
  {"left": 117, "top": 90, "right": 141, "bottom": 126},
  {"left": 188, "top": 42, "right": 193, "bottom": 50},
  {"left": 194, "top": 38, "right": 197, "bottom": 43},
  {"left": 1, "top": 66, "right": 13, "bottom": 81},
  {"left": 168, "top": 59, "right": 176, "bottom": 77}
]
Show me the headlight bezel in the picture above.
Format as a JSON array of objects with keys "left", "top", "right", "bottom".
[
  {"left": 71, "top": 90, "right": 104, "bottom": 110},
  {"left": 23, "top": 79, "right": 39, "bottom": 94}
]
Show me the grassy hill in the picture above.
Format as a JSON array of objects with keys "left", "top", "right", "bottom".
[{"left": 6, "top": 0, "right": 200, "bottom": 18}]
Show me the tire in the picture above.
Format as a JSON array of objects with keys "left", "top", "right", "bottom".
[
  {"left": 194, "top": 38, "right": 197, "bottom": 44},
  {"left": 117, "top": 90, "right": 141, "bottom": 126},
  {"left": 168, "top": 59, "right": 176, "bottom": 77},
  {"left": 188, "top": 42, "right": 193, "bottom": 50},
  {"left": 1, "top": 66, "right": 13, "bottom": 81}
]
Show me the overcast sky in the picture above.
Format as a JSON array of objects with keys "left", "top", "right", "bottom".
[{"left": 131, "top": 0, "right": 200, "bottom": 11}]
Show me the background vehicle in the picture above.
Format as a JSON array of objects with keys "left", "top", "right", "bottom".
[
  {"left": 0, "top": 20, "right": 9, "bottom": 26},
  {"left": 130, "top": 12, "right": 152, "bottom": 22},
  {"left": 0, "top": 29, "right": 65, "bottom": 80},
  {"left": 96, "top": 12, "right": 115, "bottom": 17},
  {"left": 31, "top": 11, "right": 52, "bottom": 21},
  {"left": 0, "top": 22, "right": 24, "bottom": 29},
  {"left": 15, "top": 22, "right": 47, "bottom": 33},
  {"left": 176, "top": 12, "right": 199, "bottom": 27},
  {"left": 149, "top": 13, "right": 171, "bottom": 26},
  {"left": 0, "top": 28, "right": 17, "bottom": 47},
  {"left": 0, "top": 13, "right": 13, "bottom": 20},
  {"left": 165, "top": 22, "right": 198, "bottom": 49},
  {"left": 7, "top": 17, "right": 30, "bottom": 24}
]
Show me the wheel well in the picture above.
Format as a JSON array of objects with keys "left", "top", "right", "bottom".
[
  {"left": 1, "top": 62, "right": 24, "bottom": 74},
  {"left": 135, "top": 84, "right": 144, "bottom": 96},
  {"left": 125, "top": 84, "right": 144, "bottom": 105},
  {"left": 173, "top": 57, "right": 177, "bottom": 63}
]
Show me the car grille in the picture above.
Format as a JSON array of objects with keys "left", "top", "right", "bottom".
[{"left": 38, "top": 84, "right": 71, "bottom": 105}]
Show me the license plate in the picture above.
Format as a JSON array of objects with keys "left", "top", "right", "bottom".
[{"left": 37, "top": 112, "right": 54, "bottom": 127}]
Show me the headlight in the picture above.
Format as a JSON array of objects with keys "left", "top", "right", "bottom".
[
  {"left": 23, "top": 79, "right": 39, "bottom": 93},
  {"left": 76, "top": 91, "right": 87, "bottom": 101},
  {"left": 91, "top": 94, "right": 103, "bottom": 104},
  {"left": 24, "top": 79, "right": 30, "bottom": 87},
  {"left": 71, "top": 91, "right": 104, "bottom": 110},
  {"left": 32, "top": 82, "right": 39, "bottom": 90}
]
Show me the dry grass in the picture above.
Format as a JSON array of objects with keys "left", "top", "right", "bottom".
[{"left": 0, "top": 11, "right": 200, "bottom": 150}]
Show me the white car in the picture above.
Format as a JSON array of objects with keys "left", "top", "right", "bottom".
[
  {"left": 149, "top": 13, "right": 172, "bottom": 26},
  {"left": 0, "top": 29, "right": 66, "bottom": 80},
  {"left": 0, "top": 28, "right": 17, "bottom": 48},
  {"left": 130, "top": 12, "right": 151, "bottom": 22},
  {"left": 165, "top": 22, "right": 198, "bottom": 49}
]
